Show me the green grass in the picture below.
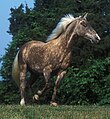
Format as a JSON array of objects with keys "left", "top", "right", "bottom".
[{"left": 0, "top": 105, "right": 110, "bottom": 119}]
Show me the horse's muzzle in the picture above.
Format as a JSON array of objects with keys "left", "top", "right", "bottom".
[{"left": 95, "top": 34, "right": 101, "bottom": 43}]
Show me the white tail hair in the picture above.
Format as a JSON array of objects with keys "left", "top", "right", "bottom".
[{"left": 12, "top": 52, "right": 20, "bottom": 87}]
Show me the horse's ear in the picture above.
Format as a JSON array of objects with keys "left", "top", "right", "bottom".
[{"left": 81, "top": 13, "right": 88, "bottom": 19}]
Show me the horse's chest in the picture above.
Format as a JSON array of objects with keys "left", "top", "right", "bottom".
[{"left": 60, "top": 52, "right": 71, "bottom": 69}]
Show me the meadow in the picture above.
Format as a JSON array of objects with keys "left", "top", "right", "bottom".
[{"left": 0, "top": 105, "right": 110, "bottom": 119}]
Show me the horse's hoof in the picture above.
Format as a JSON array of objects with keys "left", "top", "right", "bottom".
[
  {"left": 33, "top": 94, "right": 39, "bottom": 101},
  {"left": 20, "top": 98, "right": 25, "bottom": 106},
  {"left": 50, "top": 102, "right": 58, "bottom": 106}
]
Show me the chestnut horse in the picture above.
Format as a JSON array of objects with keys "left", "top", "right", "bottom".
[{"left": 12, "top": 13, "right": 101, "bottom": 106}]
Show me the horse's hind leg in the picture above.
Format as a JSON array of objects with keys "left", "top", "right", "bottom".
[
  {"left": 25, "top": 73, "right": 36, "bottom": 101},
  {"left": 19, "top": 64, "right": 27, "bottom": 106},
  {"left": 33, "top": 67, "right": 51, "bottom": 101},
  {"left": 51, "top": 70, "right": 66, "bottom": 106}
]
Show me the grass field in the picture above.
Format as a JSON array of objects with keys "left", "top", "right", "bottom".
[{"left": 0, "top": 105, "right": 110, "bottom": 119}]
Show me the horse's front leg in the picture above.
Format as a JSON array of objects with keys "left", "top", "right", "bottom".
[
  {"left": 33, "top": 67, "right": 51, "bottom": 101},
  {"left": 51, "top": 70, "right": 66, "bottom": 106},
  {"left": 19, "top": 64, "right": 27, "bottom": 106}
]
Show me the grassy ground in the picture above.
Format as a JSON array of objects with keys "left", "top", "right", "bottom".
[{"left": 0, "top": 105, "right": 110, "bottom": 119}]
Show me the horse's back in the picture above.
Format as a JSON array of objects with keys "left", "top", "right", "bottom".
[
  {"left": 19, "top": 40, "right": 45, "bottom": 56},
  {"left": 22, "top": 40, "right": 45, "bottom": 47}
]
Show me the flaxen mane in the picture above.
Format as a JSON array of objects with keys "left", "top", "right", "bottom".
[{"left": 46, "top": 14, "right": 76, "bottom": 42}]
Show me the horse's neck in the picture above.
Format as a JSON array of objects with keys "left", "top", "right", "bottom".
[
  {"left": 48, "top": 21, "right": 77, "bottom": 52},
  {"left": 57, "top": 29, "right": 77, "bottom": 51},
  {"left": 63, "top": 21, "right": 77, "bottom": 49}
]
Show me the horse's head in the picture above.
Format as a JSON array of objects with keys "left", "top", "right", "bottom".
[{"left": 75, "top": 13, "right": 101, "bottom": 43}]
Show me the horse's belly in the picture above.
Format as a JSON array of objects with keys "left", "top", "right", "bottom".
[{"left": 28, "top": 63, "right": 44, "bottom": 73}]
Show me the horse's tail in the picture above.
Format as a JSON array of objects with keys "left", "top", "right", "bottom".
[{"left": 12, "top": 51, "right": 20, "bottom": 87}]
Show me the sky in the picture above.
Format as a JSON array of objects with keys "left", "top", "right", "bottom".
[
  {"left": 0, "top": 0, "right": 34, "bottom": 79},
  {"left": 0, "top": 0, "right": 34, "bottom": 56}
]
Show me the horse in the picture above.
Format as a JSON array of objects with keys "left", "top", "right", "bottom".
[{"left": 12, "top": 13, "right": 101, "bottom": 106}]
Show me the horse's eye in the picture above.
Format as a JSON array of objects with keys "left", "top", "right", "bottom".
[{"left": 81, "top": 21, "right": 87, "bottom": 27}]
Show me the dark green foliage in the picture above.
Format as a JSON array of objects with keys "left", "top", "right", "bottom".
[
  {"left": 57, "top": 57, "right": 110, "bottom": 105},
  {"left": 0, "top": 80, "right": 19, "bottom": 104},
  {"left": 0, "top": 0, "right": 110, "bottom": 105}
]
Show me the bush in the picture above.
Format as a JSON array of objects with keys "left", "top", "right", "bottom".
[
  {"left": 0, "top": 80, "right": 20, "bottom": 104},
  {"left": 57, "top": 57, "right": 110, "bottom": 105}
]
